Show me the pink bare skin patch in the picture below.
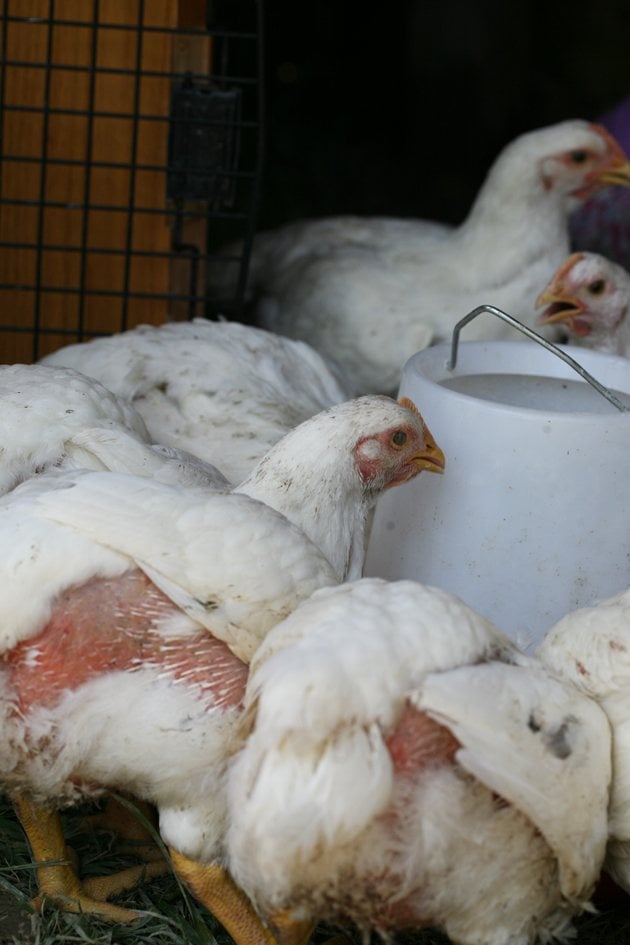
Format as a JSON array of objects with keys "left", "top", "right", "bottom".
[
  {"left": 385, "top": 701, "right": 460, "bottom": 776},
  {"left": 7, "top": 570, "right": 248, "bottom": 714},
  {"left": 358, "top": 704, "right": 463, "bottom": 930}
]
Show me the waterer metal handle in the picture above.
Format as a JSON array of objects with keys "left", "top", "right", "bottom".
[{"left": 447, "top": 304, "right": 629, "bottom": 413}]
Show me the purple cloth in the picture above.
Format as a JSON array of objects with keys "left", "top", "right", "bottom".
[
  {"left": 599, "top": 97, "right": 630, "bottom": 154},
  {"left": 569, "top": 96, "right": 630, "bottom": 270}
]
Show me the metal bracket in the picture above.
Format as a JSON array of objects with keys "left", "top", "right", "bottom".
[{"left": 167, "top": 79, "right": 241, "bottom": 205}]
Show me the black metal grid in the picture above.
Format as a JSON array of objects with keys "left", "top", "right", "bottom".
[{"left": 0, "top": 0, "right": 264, "bottom": 362}]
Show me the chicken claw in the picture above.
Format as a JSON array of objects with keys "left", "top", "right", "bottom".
[{"left": 12, "top": 794, "right": 141, "bottom": 923}]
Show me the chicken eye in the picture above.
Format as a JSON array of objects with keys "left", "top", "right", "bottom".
[
  {"left": 392, "top": 430, "right": 407, "bottom": 447},
  {"left": 569, "top": 149, "right": 588, "bottom": 164},
  {"left": 588, "top": 279, "right": 605, "bottom": 295}
]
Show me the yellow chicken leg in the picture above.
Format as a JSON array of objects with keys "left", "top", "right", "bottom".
[
  {"left": 265, "top": 908, "right": 317, "bottom": 945},
  {"left": 12, "top": 794, "right": 141, "bottom": 923},
  {"left": 169, "top": 847, "right": 290, "bottom": 945},
  {"left": 265, "top": 913, "right": 352, "bottom": 945},
  {"left": 79, "top": 793, "right": 166, "bottom": 863}
]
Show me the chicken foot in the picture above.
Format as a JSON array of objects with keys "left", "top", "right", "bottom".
[
  {"left": 168, "top": 848, "right": 355, "bottom": 945},
  {"left": 79, "top": 792, "right": 166, "bottom": 864},
  {"left": 265, "top": 908, "right": 318, "bottom": 945},
  {"left": 12, "top": 794, "right": 144, "bottom": 922},
  {"left": 169, "top": 846, "right": 295, "bottom": 945}
]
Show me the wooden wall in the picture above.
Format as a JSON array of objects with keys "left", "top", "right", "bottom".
[{"left": 0, "top": 0, "right": 213, "bottom": 362}]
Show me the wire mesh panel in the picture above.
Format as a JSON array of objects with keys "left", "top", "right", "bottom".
[{"left": 0, "top": 0, "right": 263, "bottom": 362}]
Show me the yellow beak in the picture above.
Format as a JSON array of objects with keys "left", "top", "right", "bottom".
[
  {"left": 596, "top": 159, "right": 630, "bottom": 188},
  {"left": 534, "top": 286, "right": 582, "bottom": 325},
  {"left": 414, "top": 425, "right": 446, "bottom": 474}
]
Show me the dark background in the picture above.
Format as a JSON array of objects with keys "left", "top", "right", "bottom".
[{"left": 256, "top": 0, "right": 630, "bottom": 230}]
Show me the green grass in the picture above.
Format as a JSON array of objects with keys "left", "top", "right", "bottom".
[
  {"left": 0, "top": 795, "right": 231, "bottom": 945},
  {"left": 1, "top": 795, "right": 629, "bottom": 945}
]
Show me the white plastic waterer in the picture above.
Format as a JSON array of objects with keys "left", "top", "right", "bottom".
[{"left": 364, "top": 305, "right": 630, "bottom": 651}]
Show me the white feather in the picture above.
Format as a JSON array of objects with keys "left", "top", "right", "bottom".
[
  {"left": 538, "top": 588, "right": 630, "bottom": 891},
  {"left": 0, "top": 363, "right": 150, "bottom": 493},
  {"left": 415, "top": 660, "right": 611, "bottom": 900},
  {"left": 41, "top": 319, "right": 351, "bottom": 481},
  {"left": 227, "top": 579, "right": 608, "bottom": 943},
  {"left": 0, "top": 469, "right": 335, "bottom": 660},
  {"left": 10, "top": 668, "right": 238, "bottom": 863}
]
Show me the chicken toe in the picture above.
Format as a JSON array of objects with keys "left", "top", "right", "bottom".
[{"left": 12, "top": 794, "right": 141, "bottom": 923}]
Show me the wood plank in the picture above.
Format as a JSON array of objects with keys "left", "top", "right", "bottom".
[{"left": 0, "top": 0, "right": 184, "bottom": 360}]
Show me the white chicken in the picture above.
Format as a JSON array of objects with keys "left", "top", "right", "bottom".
[
  {"left": 2, "top": 379, "right": 441, "bottom": 582},
  {"left": 538, "top": 590, "right": 630, "bottom": 896},
  {"left": 0, "top": 363, "right": 230, "bottom": 494},
  {"left": 40, "top": 318, "right": 352, "bottom": 482},
  {"left": 1, "top": 395, "right": 443, "bottom": 921},
  {"left": 536, "top": 251, "right": 630, "bottom": 356},
  {"left": 231, "top": 120, "right": 630, "bottom": 394},
  {"left": 232, "top": 395, "right": 444, "bottom": 581},
  {"left": 222, "top": 578, "right": 611, "bottom": 945},
  {"left": 0, "top": 468, "right": 333, "bottom": 928},
  {"left": 0, "top": 363, "right": 146, "bottom": 493},
  {"left": 2, "top": 559, "right": 610, "bottom": 945}
]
